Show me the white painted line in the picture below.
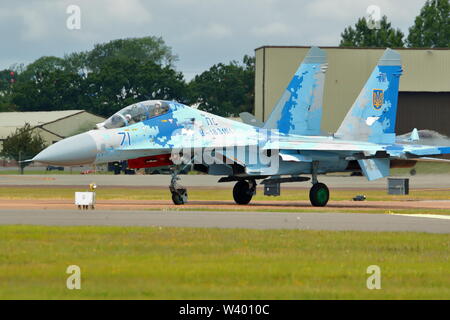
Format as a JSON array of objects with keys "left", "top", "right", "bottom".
[{"left": 393, "top": 214, "right": 450, "bottom": 220}]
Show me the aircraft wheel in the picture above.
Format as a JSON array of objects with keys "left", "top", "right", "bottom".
[
  {"left": 309, "top": 183, "right": 329, "bottom": 207},
  {"left": 233, "top": 180, "right": 254, "bottom": 205},
  {"left": 172, "top": 190, "right": 188, "bottom": 205}
]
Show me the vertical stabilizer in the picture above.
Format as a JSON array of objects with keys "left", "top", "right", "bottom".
[
  {"left": 335, "top": 48, "right": 402, "bottom": 144},
  {"left": 264, "top": 46, "right": 328, "bottom": 136}
]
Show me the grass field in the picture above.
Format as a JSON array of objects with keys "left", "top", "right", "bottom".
[
  {"left": 1, "top": 186, "right": 450, "bottom": 215},
  {"left": 0, "top": 225, "right": 448, "bottom": 299},
  {"left": 1, "top": 186, "right": 449, "bottom": 202}
]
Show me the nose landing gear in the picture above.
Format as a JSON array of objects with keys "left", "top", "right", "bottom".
[{"left": 169, "top": 169, "right": 188, "bottom": 205}]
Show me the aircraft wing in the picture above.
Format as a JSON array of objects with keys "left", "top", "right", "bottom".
[
  {"left": 263, "top": 138, "right": 380, "bottom": 153},
  {"left": 264, "top": 137, "right": 450, "bottom": 158},
  {"left": 262, "top": 138, "right": 450, "bottom": 181}
]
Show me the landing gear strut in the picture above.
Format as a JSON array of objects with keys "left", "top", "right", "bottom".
[
  {"left": 233, "top": 180, "right": 256, "bottom": 205},
  {"left": 169, "top": 168, "right": 188, "bottom": 205},
  {"left": 309, "top": 161, "right": 329, "bottom": 207}
]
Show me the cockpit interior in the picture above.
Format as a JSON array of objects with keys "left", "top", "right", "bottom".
[{"left": 98, "top": 100, "right": 170, "bottom": 129}]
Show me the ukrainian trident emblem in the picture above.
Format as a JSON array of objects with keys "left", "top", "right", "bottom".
[{"left": 373, "top": 89, "right": 384, "bottom": 110}]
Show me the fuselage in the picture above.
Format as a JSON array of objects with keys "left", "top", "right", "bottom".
[{"left": 32, "top": 100, "right": 425, "bottom": 176}]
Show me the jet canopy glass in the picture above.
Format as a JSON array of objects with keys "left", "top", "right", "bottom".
[{"left": 102, "top": 100, "right": 170, "bottom": 129}]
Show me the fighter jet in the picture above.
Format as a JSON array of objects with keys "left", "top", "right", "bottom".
[{"left": 32, "top": 47, "right": 450, "bottom": 206}]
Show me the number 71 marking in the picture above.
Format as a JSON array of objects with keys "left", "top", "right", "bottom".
[{"left": 118, "top": 132, "right": 131, "bottom": 146}]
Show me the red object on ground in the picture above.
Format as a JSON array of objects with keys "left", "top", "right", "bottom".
[{"left": 128, "top": 154, "right": 173, "bottom": 169}]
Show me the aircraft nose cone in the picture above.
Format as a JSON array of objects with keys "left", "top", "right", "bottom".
[{"left": 33, "top": 133, "right": 97, "bottom": 165}]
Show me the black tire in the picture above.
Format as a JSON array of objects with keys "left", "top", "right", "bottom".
[
  {"left": 233, "top": 181, "right": 253, "bottom": 205},
  {"left": 309, "top": 183, "right": 329, "bottom": 207},
  {"left": 171, "top": 191, "right": 187, "bottom": 205}
]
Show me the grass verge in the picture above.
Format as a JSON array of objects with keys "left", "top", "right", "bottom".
[
  {"left": 0, "top": 225, "right": 448, "bottom": 299},
  {"left": 1, "top": 186, "right": 450, "bottom": 202}
]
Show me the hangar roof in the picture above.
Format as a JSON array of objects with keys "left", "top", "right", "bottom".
[{"left": 0, "top": 110, "right": 84, "bottom": 139}]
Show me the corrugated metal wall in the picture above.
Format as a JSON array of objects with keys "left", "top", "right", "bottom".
[
  {"left": 396, "top": 92, "right": 450, "bottom": 136},
  {"left": 255, "top": 46, "right": 450, "bottom": 133}
]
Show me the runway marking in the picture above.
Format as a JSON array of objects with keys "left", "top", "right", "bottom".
[{"left": 393, "top": 214, "right": 450, "bottom": 220}]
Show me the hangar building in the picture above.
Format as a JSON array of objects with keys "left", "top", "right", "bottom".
[
  {"left": 0, "top": 110, "right": 105, "bottom": 153},
  {"left": 254, "top": 46, "right": 450, "bottom": 136}
]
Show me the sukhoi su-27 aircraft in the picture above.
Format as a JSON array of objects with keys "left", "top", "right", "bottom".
[{"left": 31, "top": 47, "right": 450, "bottom": 206}]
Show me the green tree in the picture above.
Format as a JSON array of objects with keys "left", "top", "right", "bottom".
[
  {"left": 340, "top": 16, "right": 405, "bottom": 47},
  {"left": 84, "top": 57, "right": 189, "bottom": 117},
  {"left": 11, "top": 58, "right": 189, "bottom": 117},
  {"left": 407, "top": 0, "right": 450, "bottom": 48},
  {"left": 5, "top": 57, "right": 76, "bottom": 112},
  {"left": 11, "top": 69, "right": 85, "bottom": 112},
  {"left": 84, "top": 36, "right": 178, "bottom": 72},
  {"left": 10, "top": 36, "right": 186, "bottom": 117},
  {"left": 0, "top": 123, "right": 47, "bottom": 174},
  {"left": 19, "top": 56, "right": 67, "bottom": 81},
  {"left": 188, "top": 55, "right": 255, "bottom": 117},
  {"left": 63, "top": 51, "right": 89, "bottom": 74},
  {"left": 0, "top": 69, "right": 17, "bottom": 111}
]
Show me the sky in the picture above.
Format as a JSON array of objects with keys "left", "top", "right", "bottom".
[{"left": 0, "top": 0, "right": 428, "bottom": 80}]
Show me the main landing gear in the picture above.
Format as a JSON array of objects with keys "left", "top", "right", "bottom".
[
  {"left": 230, "top": 178, "right": 330, "bottom": 206},
  {"left": 309, "top": 161, "right": 329, "bottom": 207},
  {"left": 309, "top": 182, "right": 329, "bottom": 207},
  {"left": 233, "top": 180, "right": 257, "bottom": 205},
  {"left": 228, "top": 164, "right": 329, "bottom": 207},
  {"left": 169, "top": 168, "right": 188, "bottom": 205}
]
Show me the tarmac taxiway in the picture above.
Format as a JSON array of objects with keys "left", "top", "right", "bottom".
[{"left": 0, "top": 208, "right": 449, "bottom": 234}]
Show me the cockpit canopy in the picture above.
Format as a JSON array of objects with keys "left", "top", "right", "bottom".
[{"left": 100, "top": 100, "right": 170, "bottom": 129}]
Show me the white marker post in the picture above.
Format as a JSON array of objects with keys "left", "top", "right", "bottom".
[{"left": 75, "top": 183, "right": 97, "bottom": 210}]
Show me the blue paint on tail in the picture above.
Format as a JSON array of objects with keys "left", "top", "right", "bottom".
[
  {"left": 336, "top": 48, "right": 402, "bottom": 144},
  {"left": 264, "top": 47, "right": 327, "bottom": 136}
]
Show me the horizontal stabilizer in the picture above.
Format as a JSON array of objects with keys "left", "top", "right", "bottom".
[
  {"left": 410, "top": 157, "right": 450, "bottom": 163},
  {"left": 357, "top": 158, "right": 390, "bottom": 181},
  {"left": 239, "top": 112, "right": 264, "bottom": 128},
  {"left": 407, "top": 146, "right": 450, "bottom": 157}
]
